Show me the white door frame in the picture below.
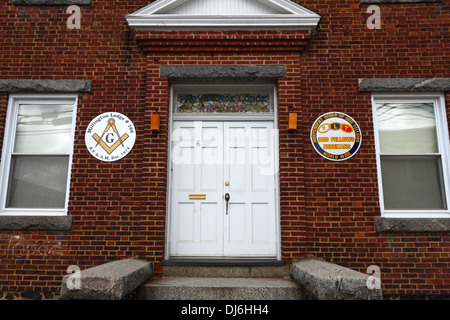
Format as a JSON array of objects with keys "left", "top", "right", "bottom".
[{"left": 165, "top": 83, "right": 281, "bottom": 260}]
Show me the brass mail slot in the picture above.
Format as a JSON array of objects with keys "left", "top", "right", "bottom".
[{"left": 189, "top": 194, "right": 206, "bottom": 200}]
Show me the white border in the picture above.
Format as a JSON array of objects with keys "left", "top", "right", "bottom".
[
  {"left": 85, "top": 112, "right": 137, "bottom": 162},
  {"left": 0, "top": 94, "right": 78, "bottom": 216},
  {"left": 165, "top": 83, "right": 281, "bottom": 260},
  {"left": 371, "top": 93, "right": 450, "bottom": 218}
]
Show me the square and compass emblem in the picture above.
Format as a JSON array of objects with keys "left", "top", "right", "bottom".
[{"left": 85, "top": 112, "right": 136, "bottom": 162}]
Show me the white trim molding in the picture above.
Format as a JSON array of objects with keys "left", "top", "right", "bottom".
[{"left": 126, "top": 0, "right": 321, "bottom": 33}]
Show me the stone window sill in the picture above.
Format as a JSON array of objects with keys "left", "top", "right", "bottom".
[
  {"left": 0, "top": 216, "right": 73, "bottom": 231},
  {"left": 12, "top": 0, "right": 90, "bottom": 5},
  {"left": 375, "top": 217, "right": 450, "bottom": 232},
  {"left": 360, "top": 0, "right": 442, "bottom": 3}
]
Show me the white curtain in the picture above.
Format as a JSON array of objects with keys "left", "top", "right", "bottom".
[{"left": 6, "top": 104, "right": 73, "bottom": 209}]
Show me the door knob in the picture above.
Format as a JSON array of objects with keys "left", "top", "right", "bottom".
[{"left": 225, "top": 193, "right": 230, "bottom": 215}]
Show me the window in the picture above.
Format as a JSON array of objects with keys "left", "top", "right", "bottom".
[
  {"left": 0, "top": 94, "right": 77, "bottom": 216},
  {"left": 372, "top": 93, "right": 450, "bottom": 217},
  {"left": 172, "top": 84, "right": 276, "bottom": 121}
]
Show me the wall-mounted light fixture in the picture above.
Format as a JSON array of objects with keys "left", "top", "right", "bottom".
[
  {"left": 151, "top": 114, "right": 160, "bottom": 132},
  {"left": 288, "top": 113, "right": 297, "bottom": 131}
]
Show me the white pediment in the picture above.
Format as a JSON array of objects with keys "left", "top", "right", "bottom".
[
  {"left": 126, "top": 0, "right": 321, "bottom": 33},
  {"left": 162, "top": 0, "right": 281, "bottom": 15}
]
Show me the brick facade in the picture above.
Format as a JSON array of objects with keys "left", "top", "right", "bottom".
[{"left": 0, "top": 0, "right": 449, "bottom": 299}]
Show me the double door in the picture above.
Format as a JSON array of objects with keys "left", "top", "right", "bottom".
[{"left": 169, "top": 121, "right": 278, "bottom": 257}]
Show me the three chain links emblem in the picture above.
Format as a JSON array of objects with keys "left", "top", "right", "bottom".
[{"left": 311, "top": 112, "right": 362, "bottom": 162}]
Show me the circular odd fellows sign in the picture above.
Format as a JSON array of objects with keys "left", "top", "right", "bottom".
[
  {"left": 85, "top": 112, "right": 136, "bottom": 162},
  {"left": 311, "top": 112, "right": 362, "bottom": 161}
]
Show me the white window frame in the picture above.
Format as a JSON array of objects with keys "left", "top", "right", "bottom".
[
  {"left": 371, "top": 93, "right": 450, "bottom": 218},
  {"left": 0, "top": 94, "right": 78, "bottom": 216}
]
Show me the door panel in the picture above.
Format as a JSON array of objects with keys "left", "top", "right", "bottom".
[
  {"left": 224, "top": 122, "right": 277, "bottom": 256},
  {"left": 170, "top": 122, "right": 223, "bottom": 256},
  {"left": 200, "top": 202, "right": 218, "bottom": 242},
  {"left": 252, "top": 203, "right": 269, "bottom": 243},
  {"left": 177, "top": 202, "right": 195, "bottom": 242}
]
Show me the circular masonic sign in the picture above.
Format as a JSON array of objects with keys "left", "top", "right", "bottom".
[
  {"left": 85, "top": 112, "right": 136, "bottom": 162},
  {"left": 310, "top": 112, "right": 362, "bottom": 161}
]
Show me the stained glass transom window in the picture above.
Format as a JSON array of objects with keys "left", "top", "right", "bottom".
[{"left": 175, "top": 94, "right": 272, "bottom": 114}]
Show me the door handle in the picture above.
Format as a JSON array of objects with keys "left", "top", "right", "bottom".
[{"left": 224, "top": 193, "right": 230, "bottom": 215}]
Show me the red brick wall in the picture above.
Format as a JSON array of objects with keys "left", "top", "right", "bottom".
[
  {"left": 0, "top": 0, "right": 449, "bottom": 298},
  {"left": 0, "top": 1, "right": 149, "bottom": 295},
  {"left": 301, "top": 0, "right": 450, "bottom": 297},
  {"left": 136, "top": 29, "right": 312, "bottom": 275}
]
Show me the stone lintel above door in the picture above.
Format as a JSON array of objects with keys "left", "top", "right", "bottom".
[{"left": 160, "top": 65, "right": 286, "bottom": 83}]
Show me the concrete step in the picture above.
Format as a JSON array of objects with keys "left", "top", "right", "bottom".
[
  {"left": 162, "top": 265, "right": 290, "bottom": 278},
  {"left": 136, "top": 277, "right": 304, "bottom": 300}
]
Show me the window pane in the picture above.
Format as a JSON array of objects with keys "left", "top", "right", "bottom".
[
  {"left": 175, "top": 94, "right": 272, "bottom": 113},
  {"left": 6, "top": 156, "right": 69, "bottom": 209},
  {"left": 14, "top": 104, "right": 74, "bottom": 154},
  {"left": 381, "top": 155, "right": 446, "bottom": 210},
  {"left": 377, "top": 103, "right": 438, "bottom": 154}
]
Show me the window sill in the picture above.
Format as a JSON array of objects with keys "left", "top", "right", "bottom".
[
  {"left": 375, "top": 217, "right": 450, "bottom": 232},
  {"left": 360, "top": 0, "right": 443, "bottom": 3},
  {"left": 0, "top": 216, "right": 72, "bottom": 231}
]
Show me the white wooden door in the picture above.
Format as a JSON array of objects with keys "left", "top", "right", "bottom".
[
  {"left": 169, "top": 121, "right": 224, "bottom": 256},
  {"left": 224, "top": 122, "right": 277, "bottom": 256},
  {"left": 169, "top": 121, "right": 277, "bottom": 257}
]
